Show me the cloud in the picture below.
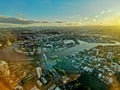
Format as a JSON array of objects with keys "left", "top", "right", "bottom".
[
  {"left": 55, "top": 21, "right": 64, "bottom": 23},
  {"left": 107, "top": 9, "right": 112, "bottom": 13},
  {"left": 66, "top": 22, "right": 81, "bottom": 26},
  {"left": 100, "top": 11, "right": 105, "bottom": 15},
  {"left": 84, "top": 17, "right": 88, "bottom": 20},
  {"left": 41, "top": 21, "right": 49, "bottom": 23},
  {"left": 0, "top": 15, "right": 7, "bottom": 18},
  {"left": 62, "top": 15, "right": 81, "bottom": 22},
  {"left": 100, "top": 9, "right": 112, "bottom": 16},
  {"left": 93, "top": 19, "right": 96, "bottom": 22},
  {"left": 17, "top": 13, "right": 24, "bottom": 17},
  {"left": 16, "top": 13, "right": 25, "bottom": 20},
  {"left": 98, "top": 12, "right": 120, "bottom": 26},
  {"left": 95, "top": 15, "right": 99, "bottom": 18},
  {"left": 0, "top": 16, "right": 39, "bottom": 24}
]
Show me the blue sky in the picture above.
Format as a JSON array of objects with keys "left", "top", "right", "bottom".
[{"left": 0, "top": 0, "right": 120, "bottom": 25}]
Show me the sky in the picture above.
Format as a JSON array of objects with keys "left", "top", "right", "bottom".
[{"left": 0, "top": 0, "right": 120, "bottom": 26}]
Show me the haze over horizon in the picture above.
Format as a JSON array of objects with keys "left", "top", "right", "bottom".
[{"left": 0, "top": 0, "right": 120, "bottom": 26}]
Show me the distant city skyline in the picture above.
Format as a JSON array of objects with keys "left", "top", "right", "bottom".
[{"left": 0, "top": 0, "right": 120, "bottom": 26}]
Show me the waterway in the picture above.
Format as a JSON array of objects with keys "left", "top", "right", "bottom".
[{"left": 55, "top": 40, "right": 120, "bottom": 56}]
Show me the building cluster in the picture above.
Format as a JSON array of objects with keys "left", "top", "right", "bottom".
[
  {"left": 0, "top": 61, "right": 10, "bottom": 77},
  {"left": 15, "top": 31, "right": 79, "bottom": 56},
  {"left": 0, "top": 30, "right": 120, "bottom": 90},
  {"left": 0, "top": 31, "right": 16, "bottom": 48},
  {"left": 78, "top": 34, "right": 114, "bottom": 43},
  {"left": 55, "top": 45, "right": 120, "bottom": 85}
]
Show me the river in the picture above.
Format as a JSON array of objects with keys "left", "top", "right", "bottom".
[{"left": 54, "top": 40, "right": 120, "bottom": 56}]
